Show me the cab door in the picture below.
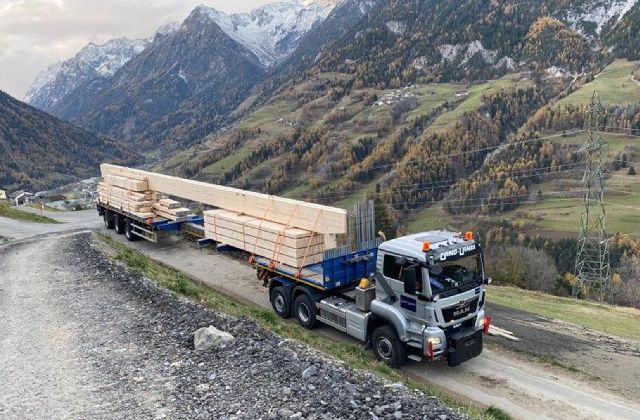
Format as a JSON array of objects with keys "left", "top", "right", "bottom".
[{"left": 381, "top": 253, "right": 422, "bottom": 321}]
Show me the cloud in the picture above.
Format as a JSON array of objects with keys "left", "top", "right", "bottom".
[{"left": 0, "top": 0, "right": 272, "bottom": 99}]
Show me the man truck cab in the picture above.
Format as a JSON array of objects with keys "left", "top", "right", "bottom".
[{"left": 262, "top": 229, "right": 491, "bottom": 368}]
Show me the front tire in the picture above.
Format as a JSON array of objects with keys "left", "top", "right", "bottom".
[
  {"left": 270, "top": 286, "right": 290, "bottom": 318},
  {"left": 293, "top": 294, "right": 317, "bottom": 329},
  {"left": 371, "top": 325, "right": 407, "bottom": 368}
]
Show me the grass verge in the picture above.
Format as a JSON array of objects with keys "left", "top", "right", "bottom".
[
  {"left": 96, "top": 233, "right": 510, "bottom": 420},
  {"left": 0, "top": 201, "right": 59, "bottom": 223},
  {"left": 487, "top": 285, "right": 640, "bottom": 341}
]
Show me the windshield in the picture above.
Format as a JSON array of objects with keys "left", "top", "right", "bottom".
[{"left": 429, "top": 254, "right": 481, "bottom": 294}]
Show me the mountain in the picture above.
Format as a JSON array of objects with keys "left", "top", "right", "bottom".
[
  {"left": 200, "top": 1, "right": 336, "bottom": 67},
  {"left": 69, "top": 6, "right": 266, "bottom": 153},
  {"left": 0, "top": 91, "right": 139, "bottom": 191},
  {"left": 24, "top": 37, "right": 151, "bottom": 112},
  {"left": 157, "top": 0, "right": 640, "bottom": 227},
  {"left": 24, "top": 1, "right": 338, "bottom": 155}
]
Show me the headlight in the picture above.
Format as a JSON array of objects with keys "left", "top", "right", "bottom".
[
  {"left": 476, "top": 316, "right": 485, "bottom": 327},
  {"left": 427, "top": 336, "right": 441, "bottom": 345}
]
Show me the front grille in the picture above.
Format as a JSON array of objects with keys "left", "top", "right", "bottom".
[{"left": 441, "top": 297, "right": 479, "bottom": 323}]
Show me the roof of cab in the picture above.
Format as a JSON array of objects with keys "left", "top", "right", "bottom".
[{"left": 378, "top": 230, "right": 472, "bottom": 261}]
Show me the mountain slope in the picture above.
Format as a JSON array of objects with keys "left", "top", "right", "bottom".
[
  {"left": 0, "top": 91, "right": 139, "bottom": 191},
  {"left": 24, "top": 37, "right": 150, "bottom": 112},
  {"left": 71, "top": 7, "right": 267, "bottom": 153}
]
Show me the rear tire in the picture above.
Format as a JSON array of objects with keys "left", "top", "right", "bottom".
[
  {"left": 270, "top": 286, "right": 290, "bottom": 318},
  {"left": 293, "top": 294, "right": 317, "bottom": 329},
  {"left": 103, "top": 211, "right": 114, "bottom": 229},
  {"left": 371, "top": 325, "right": 407, "bottom": 368},
  {"left": 124, "top": 219, "right": 139, "bottom": 242},
  {"left": 114, "top": 214, "right": 125, "bottom": 234}
]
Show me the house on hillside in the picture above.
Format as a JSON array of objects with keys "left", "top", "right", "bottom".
[
  {"left": 0, "top": 189, "right": 6, "bottom": 200},
  {"left": 9, "top": 191, "right": 34, "bottom": 206}
]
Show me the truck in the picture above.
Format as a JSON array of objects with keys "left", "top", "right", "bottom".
[
  {"left": 96, "top": 164, "right": 490, "bottom": 368},
  {"left": 254, "top": 230, "right": 491, "bottom": 368}
]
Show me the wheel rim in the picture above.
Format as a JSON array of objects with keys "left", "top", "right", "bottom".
[
  {"left": 297, "top": 302, "right": 310, "bottom": 323},
  {"left": 274, "top": 294, "right": 285, "bottom": 313},
  {"left": 376, "top": 337, "right": 394, "bottom": 360},
  {"left": 125, "top": 226, "right": 131, "bottom": 239}
]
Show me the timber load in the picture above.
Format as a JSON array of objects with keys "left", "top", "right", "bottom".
[
  {"left": 100, "top": 164, "right": 349, "bottom": 268},
  {"left": 204, "top": 210, "right": 324, "bottom": 267},
  {"left": 98, "top": 174, "right": 191, "bottom": 221}
]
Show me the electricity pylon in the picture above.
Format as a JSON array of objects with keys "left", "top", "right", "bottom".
[{"left": 573, "top": 92, "right": 611, "bottom": 301}]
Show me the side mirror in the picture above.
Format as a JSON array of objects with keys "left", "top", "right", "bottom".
[
  {"left": 484, "top": 277, "right": 492, "bottom": 285},
  {"left": 404, "top": 266, "right": 417, "bottom": 295}
]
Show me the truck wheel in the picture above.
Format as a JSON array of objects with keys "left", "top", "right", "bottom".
[
  {"left": 372, "top": 325, "right": 407, "bottom": 368},
  {"left": 103, "top": 211, "right": 114, "bottom": 229},
  {"left": 270, "top": 287, "right": 290, "bottom": 318},
  {"left": 114, "top": 214, "right": 125, "bottom": 234},
  {"left": 293, "top": 294, "right": 317, "bottom": 329},
  {"left": 124, "top": 220, "right": 139, "bottom": 242}
]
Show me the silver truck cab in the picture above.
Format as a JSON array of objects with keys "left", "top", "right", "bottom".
[{"left": 370, "top": 230, "right": 489, "bottom": 366}]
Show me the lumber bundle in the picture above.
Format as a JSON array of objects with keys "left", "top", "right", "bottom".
[
  {"left": 97, "top": 182, "right": 155, "bottom": 218},
  {"left": 204, "top": 210, "right": 324, "bottom": 267},
  {"left": 98, "top": 176, "right": 191, "bottom": 221},
  {"left": 101, "top": 164, "right": 347, "bottom": 235}
]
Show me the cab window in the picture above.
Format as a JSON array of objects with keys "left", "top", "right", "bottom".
[{"left": 383, "top": 254, "right": 423, "bottom": 292}]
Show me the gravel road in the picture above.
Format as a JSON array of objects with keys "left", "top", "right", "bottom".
[
  {"left": 0, "top": 207, "right": 100, "bottom": 240},
  {"left": 0, "top": 233, "right": 465, "bottom": 420}
]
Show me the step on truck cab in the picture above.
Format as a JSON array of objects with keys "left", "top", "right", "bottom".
[{"left": 258, "top": 230, "right": 491, "bottom": 368}]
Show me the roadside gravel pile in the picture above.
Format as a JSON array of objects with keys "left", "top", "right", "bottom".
[{"left": 12, "top": 233, "right": 468, "bottom": 419}]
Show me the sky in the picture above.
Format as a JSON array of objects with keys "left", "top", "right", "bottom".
[{"left": 0, "top": 0, "right": 274, "bottom": 99}]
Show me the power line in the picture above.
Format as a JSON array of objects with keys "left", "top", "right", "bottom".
[
  {"left": 237, "top": 131, "right": 586, "bottom": 186},
  {"left": 312, "top": 163, "right": 585, "bottom": 200}
]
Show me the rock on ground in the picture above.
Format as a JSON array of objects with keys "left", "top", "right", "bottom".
[{"left": 194, "top": 326, "right": 235, "bottom": 351}]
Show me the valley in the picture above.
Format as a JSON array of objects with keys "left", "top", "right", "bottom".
[{"left": 3, "top": 1, "right": 640, "bottom": 418}]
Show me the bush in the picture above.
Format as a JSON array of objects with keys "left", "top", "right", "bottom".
[
  {"left": 485, "top": 245, "right": 559, "bottom": 292},
  {"left": 611, "top": 255, "right": 640, "bottom": 307}
]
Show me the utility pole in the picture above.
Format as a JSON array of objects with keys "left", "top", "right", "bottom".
[{"left": 573, "top": 92, "right": 611, "bottom": 301}]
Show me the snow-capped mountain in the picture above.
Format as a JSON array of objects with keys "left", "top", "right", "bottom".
[
  {"left": 198, "top": 0, "right": 336, "bottom": 67},
  {"left": 564, "top": 0, "right": 639, "bottom": 35},
  {"left": 24, "top": 37, "right": 150, "bottom": 111}
]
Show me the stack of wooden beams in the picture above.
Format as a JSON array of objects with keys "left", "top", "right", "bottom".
[
  {"left": 151, "top": 198, "right": 192, "bottom": 222},
  {"left": 98, "top": 175, "right": 192, "bottom": 221},
  {"left": 97, "top": 175, "right": 156, "bottom": 219},
  {"left": 204, "top": 209, "right": 324, "bottom": 267}
]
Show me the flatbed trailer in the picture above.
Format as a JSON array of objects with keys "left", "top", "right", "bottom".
[{"left": 97, "top": 201, "right": 203, "bottom": 242}]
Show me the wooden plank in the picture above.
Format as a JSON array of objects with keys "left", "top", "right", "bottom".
[
  {"left": 152, "top": 203, "right": 190, "bottom": 217},
  {"left": 102, "top": 164, "right": 347, "bottom": 234},
  {"left": 159, "top": 198, "right": 181, "bottom": 209},
  {"left": 98, "top": 183, "right": 155, "bottom": 201},
  {"left": 103, "top": 174, "right": 149, "bottom": 192}
]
